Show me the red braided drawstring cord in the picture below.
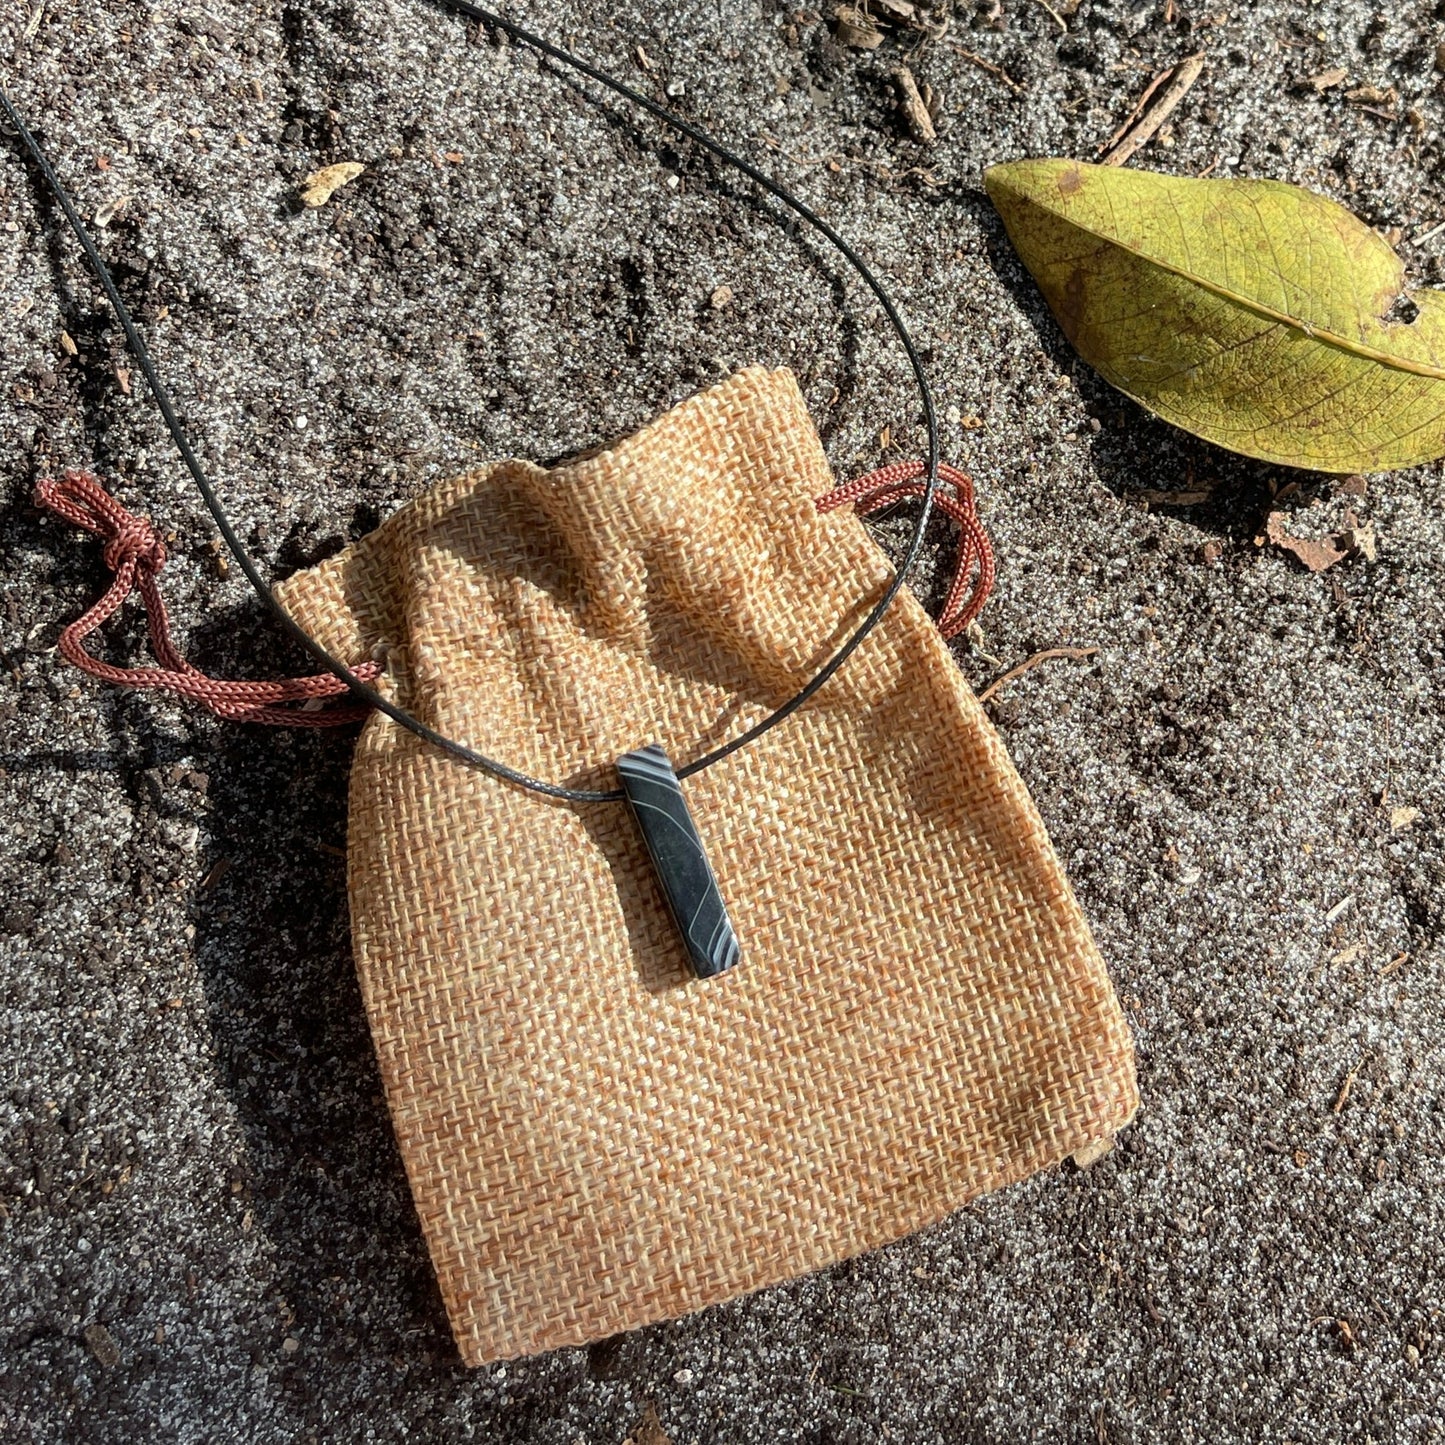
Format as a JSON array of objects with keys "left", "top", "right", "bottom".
[
  {"left": 33, "top": 471, "right": 379, "bottom": 726},
  {"left": 36, "top": 461, "right": 991, "bottom": 727},
  {"left": 816, "top": 460, "right": 995, "bottom": 639}
]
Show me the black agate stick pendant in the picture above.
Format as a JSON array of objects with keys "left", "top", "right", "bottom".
[{"left": 616, "top": 743, "right": 741, "bottom": 979}]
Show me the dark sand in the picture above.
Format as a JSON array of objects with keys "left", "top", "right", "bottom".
[{"left": 2, "top": 2, "right": 1442, "bottom": 1440}]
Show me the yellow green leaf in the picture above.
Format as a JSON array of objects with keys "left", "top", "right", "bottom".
[{"left": 983, "top": 158, "right": 1445, "bottom": 472}]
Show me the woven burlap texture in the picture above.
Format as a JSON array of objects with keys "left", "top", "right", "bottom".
[{"left": 274, "top": 366, "right": 1138, "bottom": 1365}]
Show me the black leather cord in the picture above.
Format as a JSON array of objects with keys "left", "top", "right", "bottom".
[{"left": 1, "top": 2, "right": 942, "bottom": 804}]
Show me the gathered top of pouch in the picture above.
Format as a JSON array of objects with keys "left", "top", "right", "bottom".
[{"left": 274, "top": 365, "right": 1138, "bottom": 1365}]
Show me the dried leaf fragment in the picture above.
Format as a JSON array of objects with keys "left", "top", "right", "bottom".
[
  {"left": 299, "top": 161, "right": 364, "bottom": 208},
  {"left": 834, "top": 5, "right": 883, "bottom": 48},
  {"left": 709, "top": 284, "right": 734, "bottom": 309},
  {"left": 94, "top": 195, "right": 130, "bottom": 229},
  {"left": 1307, "top": 66, "right": 1348, "bottom": 91},
  {"left": 985, "top": 159, "right": 1445, "bottom": 471},
  {"left": 1390, "top": 806, "right": 1421, "bottom": 833},
  {"left": 632, "top": 1403, "right": 672, "bottom": 1445},
  {"left": 1265, "top": 513, "right": 1349, "bottom": 573},
  {"left": 84, "top": 1322, "right": 121, "bottom": 1368},
  {"left": 894, "top": 65, "right": 937, "bottom": 143},
  {"left": 1340, "top": 520, "right": 1377, "bottom": 562},
  {"left": 1346, "top": 84, "right": 1397, "bottom": 107}
]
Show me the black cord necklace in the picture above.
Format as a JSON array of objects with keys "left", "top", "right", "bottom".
[{"left": 3, "top": 3, "right": 946, "bottom": 977}]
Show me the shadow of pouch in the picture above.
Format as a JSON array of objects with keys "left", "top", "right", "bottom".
[{"left": 272, "top": 365, "right": 1139, "bottom": 1365}]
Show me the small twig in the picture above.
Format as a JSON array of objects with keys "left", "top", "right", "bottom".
[
  {"left": 1102, "top": 52, "right": 1206, "bottom": 167},
  {"left": 950, "top": 44, "right": 1025, "bottom": 95},
  {"left": 1098, "top": 68, "right": 1173, "bottom": 155},
  {"left": 1034, "top": 0, "right": 1068, "bottom": 32},
  {"left": 1130, "top": 487, "right": 1215, "bottom": 507},
  {"left": 977, "top": 647, "right": 1099, "bottom": 704},
  {"left": 1378, "top": 951, "right": 1410, "bottom": 977},
  {"left": 1412, "top": 218, "right": 1445, "bottom": 246},
  {"left": 906, "top": 10, "right": 952, "bottom": 62},
  {"left": 1333, "top": 1055, "right": 1369, "bottom": 1114}
]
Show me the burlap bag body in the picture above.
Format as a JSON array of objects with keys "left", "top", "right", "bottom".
[{"left": 274, "top": 366, "right": 1138, "bottom": 1365}]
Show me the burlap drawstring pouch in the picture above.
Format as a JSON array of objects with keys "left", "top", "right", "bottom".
[{"left": 265, "top": 364, "right": 1137, "bottom": 1364}]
